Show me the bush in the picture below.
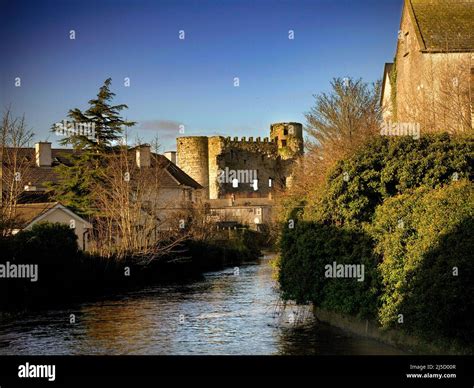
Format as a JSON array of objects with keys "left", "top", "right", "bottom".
[
  {"left": 278, "top": 133, "right": 474, "bottom": 348},
  {"left": 13, "top": 222, "right": 79, "bottom": 263},
  {"left": 370, "top": 180, "right": 474, "bottom": 344},
  {"left": 311, "top": 134, "right": 472, "bottom": 226},
  {"left": 0, "top": 222, "right": 80, "bottom": 308},
  {"left": 279, "top": 221, "right": 380, "bottom": 319}
]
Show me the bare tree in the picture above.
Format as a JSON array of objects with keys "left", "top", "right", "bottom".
[
  {"left": 275, "top": 78, "right": 382, "bottom": 223},
  {"left": 90, "top": 143, "right": 192, "bottom": 262},
  {"left": 0, "top": 108, "right": 34, "bottom": 235},
  {"left": 305, "top": 77, "right": 382, "bottom": 162}
]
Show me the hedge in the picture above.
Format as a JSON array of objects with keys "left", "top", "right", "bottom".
[
  {"left": 310, "top": 133, "right": 472, "bottom": 226},
  {"left": 370, "top": 180, "right": 474, "bottom": 344}
]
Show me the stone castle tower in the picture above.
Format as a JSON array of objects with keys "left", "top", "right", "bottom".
[{"left": 177, "top": 122, "right": 303, "bottom": 200}]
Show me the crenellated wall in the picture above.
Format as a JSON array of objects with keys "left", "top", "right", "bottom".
[{"left": 177, "top": 122, "right": 303, "bottom": 200}]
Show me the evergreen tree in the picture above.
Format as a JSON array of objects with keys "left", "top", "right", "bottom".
[{"left": 49, "top": 78, "right": 135, "bottom": 216}]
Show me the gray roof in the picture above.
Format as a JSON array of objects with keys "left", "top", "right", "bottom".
[{"left": 1, "top": 147, "right": 202, "bottom": 191}]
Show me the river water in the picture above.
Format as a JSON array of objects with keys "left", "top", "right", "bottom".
[{"left": 0, "top": 255, "right": 403, "bottom": 355}]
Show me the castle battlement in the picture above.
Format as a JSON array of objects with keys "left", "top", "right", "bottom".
[
  {"left": 177, "top": 122, "right": 303, "bottom": 199},
  {"left": 225, "top": 136, "right": 273, "bottom": 144}
]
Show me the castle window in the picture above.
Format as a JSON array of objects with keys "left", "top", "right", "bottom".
[
  {"left": 283, "top": 129, "right": 288, "bottom": 136},
  {"left": 281, "top": 140, "right": 287, "bottom": 147}
]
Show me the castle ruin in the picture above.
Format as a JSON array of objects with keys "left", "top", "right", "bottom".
[{"left": 175, "top": 122, "right": 303, "bottom": 200}]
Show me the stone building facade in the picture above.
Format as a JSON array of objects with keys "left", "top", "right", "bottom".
[
  {"left": 176, "top": 122, "right": 303, "bottom": 200},
  {"left": 381, "top": 0, "right": 474, "bottom": 134}
]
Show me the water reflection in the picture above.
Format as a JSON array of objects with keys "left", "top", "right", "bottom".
[{"left": 0, "top": 256, "right": 403, "bottom": 355}]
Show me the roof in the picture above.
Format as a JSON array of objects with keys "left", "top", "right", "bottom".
[
  {"left": 153, "top": 154, "right": 202, "bottom": 189},
  {"left": 12, "top": 202, "right": 92, "bottom": 229},
  {"left": 1, "top": 147, "right": 202, "bottom": 191},
  {"left": 408, "top": 0, "right": 474, "bottom": 52}
]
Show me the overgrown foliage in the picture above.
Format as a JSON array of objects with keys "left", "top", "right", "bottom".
[
  {"left": 279, "top": 221, "right": 380, "bottom": 319},
  {"left": 307, "top": 134, "right": 473, "bottom": 225},
  {"left": 278, "top": 133, "right": 474, "bottom": 349},
  {"left": 370, "top": 181, "right": 474, "bottom": 344}
]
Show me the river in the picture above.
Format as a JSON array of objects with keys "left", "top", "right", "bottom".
[{"left": 0, "top": 254, "right": 403, "bottom": 355}]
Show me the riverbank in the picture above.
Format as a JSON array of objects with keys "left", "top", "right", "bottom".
[
  {"left": 0, "top": 225, "right": 263, "bottom": 310},
  {"left": 313, "top": 307, "right": 472, "bottom": 355}
]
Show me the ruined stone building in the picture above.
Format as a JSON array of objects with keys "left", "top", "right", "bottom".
[
  {"left": 381, "top": 0, "right": 474, "bottom": 133},
  {"left": 167, "top": 122, "right": 304, "bottom": 229}
]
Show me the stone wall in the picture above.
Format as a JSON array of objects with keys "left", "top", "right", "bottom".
[
  {"left": 177, "top": 123, "right": 303, "bottom": 200},
  {"left": 177, "top": 136, "right": 210, "bottom": 197},
  {"left": 395, "top": 5, "right": 473, "bottom": 133}
]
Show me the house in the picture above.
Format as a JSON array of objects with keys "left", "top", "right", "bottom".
[
  {"left": 1, "top": 142, "right": 203, "bottom": 249},
  {"left": 381, "top": 0, "right": 474, "bottom": 133},
  {"left": 11, "top": 202, "right": 92, "bottom": 250}
]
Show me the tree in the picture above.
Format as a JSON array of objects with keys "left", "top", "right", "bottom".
[
  {"left": 49, "top": 78, "right": 135, "bottom": 215},
  {"left": 0, "top": 108, "right": 34, "bottom": 235},
  {"left": 276, "top": 78, "right": 382, "bottom": 224},
  {"left": 90, "top": 142, "right": 193, "bottom": 261},
  {"left": 305, "top": 77, "right": 382, "bottom": 161}
]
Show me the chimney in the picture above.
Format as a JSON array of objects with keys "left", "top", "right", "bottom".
[
  {"left": 35, "top": 142, "right": 52, "bottom": 167},
  {"left": 136, "top": 144, "right": 151, "bottom": 168},
  {"left": 164, "top": 151, "right": 177, "bottom": 165}
]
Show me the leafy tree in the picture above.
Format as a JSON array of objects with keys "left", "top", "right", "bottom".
[{"left": 49, "top": 78, "right": 135, "bottom": 215}]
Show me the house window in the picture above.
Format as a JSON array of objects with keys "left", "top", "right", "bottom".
[
  {"left": 281, "top": 139, "right": 287, "bottom": 147},
  {"left": 403, "top": 32, "right": 410, "bottom": 57},
  {"left": 283, "top": 129, "right": 288, "bottom": 135},
  {"left": 256, "top": 208, "right": 262, "bottom": 216}
]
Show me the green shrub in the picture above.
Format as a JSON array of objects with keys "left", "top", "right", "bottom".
[
  {"left": 370, "top": 180, "right": 474, "bottom": 344},
  {"left": 13, "top": 222, "right": 79, "bottom": 264},
  {"left": 312, "top": 134, "right": 472, "bottom": 226},
  {"left": 279, "top": 133, "right": 474, "bottom": 348},
  {"left": 279, "top": 220, "right": 380, "bottom": 319}
]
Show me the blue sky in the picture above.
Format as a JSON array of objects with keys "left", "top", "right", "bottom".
[{"left": 0, "top": 0, "right": 402, "bottom": 151}]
